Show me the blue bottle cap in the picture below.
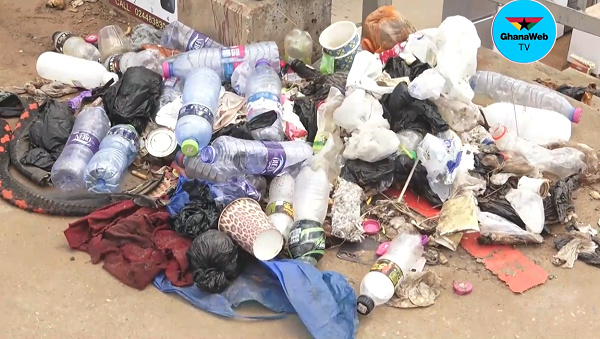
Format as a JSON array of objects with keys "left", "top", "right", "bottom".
[{"left": 200, "top": 146, "right": 216, "bottom": 163}]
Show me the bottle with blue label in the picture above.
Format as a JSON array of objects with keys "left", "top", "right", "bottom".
[
  {"left": 175, "top": 67, "right": 221, "bottom": 157},
  {"left": 51, "top": 106, "right": 111, "bottom": 192},
  {"left": 245, "top": 59, "right": 284, "bottom": 141},
  {"left": 162, "top": 42, "right": 280, "bottom": 82},
  {"left": 200, "top": 136, "right": 313, "bottom": 177},
  {"left": 83, "top": 124, "right": 140, "bottom": 193},
  {"left": 161, "top": 20, "right": 223, "bottom": 52}
]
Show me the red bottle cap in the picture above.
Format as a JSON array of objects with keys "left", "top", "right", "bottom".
[{"left": 85, "top": 34, "right": 98, "bottom": 44}]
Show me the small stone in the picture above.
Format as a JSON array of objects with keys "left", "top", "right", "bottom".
[
  {"left": 22, "top": 63, "right": 26, "bottom": 66},
  {"left": 70, "top": 256, "right": 75, "bottom": 261},
  {"left": 18, "top": 50, "right": 23, "bottom": 53}
]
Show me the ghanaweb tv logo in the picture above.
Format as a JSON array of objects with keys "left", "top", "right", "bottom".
[{"left": 492, "top": 0, "right": 556, "bottom": 64}]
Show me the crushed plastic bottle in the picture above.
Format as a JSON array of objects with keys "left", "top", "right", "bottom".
[
  {"left": 84, "top": 124, "right": 139, "bottom": 193},
  {"left": 104, "top": 50, "right": 162, "bottom": 76},
  {"left": 37, "top": 52, "right": 118, "bottom": 89},
  {"left": 482, "top": 102, "right": 571, "bottom": 145},
  {"left": 175, "top": 68, "right": 221, "bottom": 156},
  {"left": 52, "top": 31, "right": 101, "bottom": 61},
  {"left": 182, "top": 155, "right": 234, "bottom": 183},
  {"left": 200, "top": 136, "right": 314, "bottom": 177},
  {"left": 163, "top": 42, "right": 280, "bottom": 81},
  {"left": 470, "top": 71, "right": 583, "bottom": 123},
  {"left": 245, "top": 59, "right": 284, "bottom": 141},
  {"left": 490, "top": 124, "right": 586, "bottom": 178},
  {"left": 161, "top": 20, "right": 223, "bottom": 51},
  {"left": 357, "top": 233, "right": 424, "bottom": 315},
  {"left": 284, "top": 29, "right": 313, "bottom": 64},
  {"left": 266, "top": 173, "right": 295, "bottom": 239},
  {"left": 51, "top": 106, "right": 111, "bottom": 192}
]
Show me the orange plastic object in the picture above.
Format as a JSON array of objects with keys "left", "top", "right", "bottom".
[{"left": 461, "top": 232, "right": 548, "bottom": 293}]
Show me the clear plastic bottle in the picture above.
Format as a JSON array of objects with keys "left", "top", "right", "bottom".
[
  {"left": 51, "top": 106, "right": 111, "bottom": 192},
  {"left": 37, "top": 52, "right": 118, "bottom": 90},
  {"left": 200, "top": 136, "right": 314, "bottom": 177},
  {"left": 98, "top": 25, "right": 132, "bottom": 62},
  {"left": 155, "top": 77, "right": 183, "bottom": 129},
  {"left": 470, "top": 71, "right": 583, "bottom": 123},
  {"left": 267, "top": 174, "right": 295, "bottom": 239},
  {"left": 104, "top": 50, "right": 162, "bottom": 76},
  {"left": 357, "top": 233, "right": 424, "bottom": 315},
  {"left": 482, "top": 102, "right": 571, "bottom": 145},
  {"left": 52, "top": 31, "right": 101, "bottom": 62},
  {"left": 183, "top": 155, "right": 234, "bottom": 183},
  {"left": 161, "top": 20, "right": 223, "bottom": 52},
  {"left": 175, "top": 68, "right": 221, "bottom": 157},
  {"left": 162, "top": 42, "right": 281, "bottom": 81},
  {"left": 284, "top": 29, "right": 313, "bottom": 64},
  {"left": 84, "top": 125, "right": 139, "bottom": 193},
  {"left": 490, "top": 124, "right": 586, "bottom": 178},
  {"left": 246, "top": 59, "right": 284, "bottom": 141},
  {"left": 159, "top": 77, "right": 183, "bottom": 109}
]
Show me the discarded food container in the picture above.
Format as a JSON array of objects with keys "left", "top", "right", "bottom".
[
  {"left": 219, "top": 198, "right": 284, "bottom": 261},
  {"left": 362, "top": 219, "right": 381, "bottom": 235},
  {"left": 319, "top": 21, "right": 362, "bottom": 73},
  {"left": 146, "top": 127, "right": 178, "bottom": 160}
]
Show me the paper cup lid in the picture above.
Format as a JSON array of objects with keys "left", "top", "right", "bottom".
[
  {"left": 146, "top": 127, "right": 177, "bottom": 158},
  {"left": 253, "top": 229, "right": 284, "bottom": 261}
]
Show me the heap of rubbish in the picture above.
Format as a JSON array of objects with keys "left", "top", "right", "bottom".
[{"left": 1, "top": 6, "right": 599, "bottom": 338}]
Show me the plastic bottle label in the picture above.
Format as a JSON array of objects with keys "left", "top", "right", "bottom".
[
  {"left": 261, "top": 141, "right": 286, "bottom": 175},
  {"left": 221, "top": 46, "right": 246, "bottom": 80},
  {"left": 178, "top": 104, "right": 215, "bottom": 125},
  {"left": 246, "top": 92, "right": 282, "bottom": 120},
  {"left": 54, "top": 32, "right": 74, "bottom": 53},
  {"left": 163, "top": 77, "right": 180, "bottom": 89},
  {"left": 370, "top": 258, "right": 403, "bottom": 288},
  {"left": 186, "top": 31, "right": 216, "bottom": 51},
  {"left": 105, "top": 54, "right": 123, "bottom": 75},
  {"left": 378, "top": 42, "right": 405, "bottom": 65},
  {"left": 266, "top": 201, "right": 293, "bottom": 218},
  {"left": 288, "top": 220, "right": 326, "bottom": 262},
  {"left": 66, "top": 131, "right": 101, "bottom": 153}
]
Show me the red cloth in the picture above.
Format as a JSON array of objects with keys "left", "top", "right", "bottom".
[{"left": 64, "top": 200, "right": 193, "bottom": 290}]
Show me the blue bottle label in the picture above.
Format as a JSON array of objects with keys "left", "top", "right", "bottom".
[
  {"left": 246, "top": 91, "right": 282, "bottom": 120},
  {"left": 178, "top": 104, "right": 215, "bottom": 125},
  {"left": 261, "top": 141, "right": 286, "bottom": 175},
  {"left": 186, "top": 31, "right": 215, "bottom": 51},
  {"left": 66, "top": 131, "right": 101, "bottom": 153},
  {"left": 221, "top": 46, "right": 246, "bottom": 80},
  {"left": 107, "top": 125, "right": 140, "bottom": 149}
]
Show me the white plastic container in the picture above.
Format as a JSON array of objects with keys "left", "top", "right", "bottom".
[
  {"left": 482, "top": 102, "right": 571, "bottom": 145},
  {"left": 36, "top": 52, "right": 118, "bottom": 90},
  {"left": 266, "top": 174, "right": 295, "bottom": 240},
  {"left": 357, "top": 233, "right": 424, "bottom": 315}
]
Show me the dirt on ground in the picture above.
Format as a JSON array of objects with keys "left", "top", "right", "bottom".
[{"left": 1, "top": 1, "right": 600, "bottom": 338}]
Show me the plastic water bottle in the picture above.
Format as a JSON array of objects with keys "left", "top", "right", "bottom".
[
  {"left": 53, "top": 31, "right": 101, "bottom": 61},
  {"left": 155, "top": 77, "right": 183, "bottom": 129},
  {"left": 200, "top": 136, "right": 314, "bottom": 176},
  {"left": 159, "top": 77, "right": 183, "bottom": 109},
  {"left": 490, "top": 124, "right": 586, "bottom": 178},
  {"left": 470, "top": 71, "right": 583, "bottom": 123},
  {"left": 245, "top": 59, "right": 284, "bottom": 141},
  {"left": 104, "top": 50, "right": 162, "bottom": 76},
  {"left": 84, "top": 125, "right": 139, "bottom": 193},
  {"left": 51, "top": 106, "right": 111, "bottom": 192},
  {"left": 357, "top": 233, "right": 424, "bottom": 315},
  {"left": 98, "top": 25, "right": 132, "bottom": 61},
  {"left": 267, "top": 174, "right": 295, "bottom": 239},
  {"left": 182, "top": 155, "right": 234, "bottom": 183},
  {"left": 161, "top": 20, "right": 223, "bottom": 52},
  {"left": 162, "top": 42, "right": 281, "bottom": 81},
  {"left": 175, "top": 68, "right": 221, "bottom": 157},
  {"left": 37, "top": 52, "right": 118, "bottom": 89},
  {"left": 482, "top": 102, "right": 572, "bottom": 145}
]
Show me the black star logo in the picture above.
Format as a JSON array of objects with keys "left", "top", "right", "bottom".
[{"left": 518, "top": 18, "right": 531, "bottom": 30}]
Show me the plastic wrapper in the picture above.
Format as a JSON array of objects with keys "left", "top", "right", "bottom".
[
  {"left": 383, "top": 57, "right": 430, "bottom": 80},
  {"left": 361, "top": 6, "right": 416, "bottom": 53},
  {"left": 187, "top": 230, "right": 242, "bottom": 293},
  {"left": 341, "top": 155, "right": 396, "bottom": 193},
  {"left": 331, "top": 178, "right": 365, "bottom": 242},
  {"left": 380, "top": 82, "right": 449, "bottom": 134},
  {"left": 394, "top": 153, "right": 443, "bottom": 206},
  {"left": 416, "top": 132, "right": 462, "bottom": 202},
  {"left": 477, "top": 192, "right": 527, "bottom": 229},
  {"left": 169, "top": 182, "right": 222, "bottom": 238},
  {"left": 211, "top": 111, "right": 278, "bottom": 142},
  {"left": 396, "top": 130, "right": 423, "bottom": 154},
  {"left": 407, "top": 69, "right": 445, "bottom": 100},
  {"left": 477, "top": 211, "right": 544, "bottom": 245},
  {"left": 433, "top": 96, "right": 482, "bottom": 133},
  {"left": 103, "top": 67, "right": 162, "bottom": 133},
  {"left": 333, "top": 88, "right": 390, "bottom": 133},
  {"left": 313, "top": 87, "right": 344, "bottom": 151},
  {"left": 544, "top": 174, "right": 579, "bottom": 224},
  {"left": 505, "top": 188, "right": 545, "bottom": 234},
  {"left": 343, "top": 125, "right": 400, "bottom": 162},
  {"left": 346, "top": 51, "right": 395, "bottom": 96}
]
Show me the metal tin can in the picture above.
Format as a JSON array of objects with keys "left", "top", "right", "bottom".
[{"left": 145, "top": 127, "right": 178, "bottom": 162}]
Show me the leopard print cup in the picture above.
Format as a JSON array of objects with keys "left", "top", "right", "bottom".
[{"left": 219, "top": 198, "right": 283, "bottom": 261}]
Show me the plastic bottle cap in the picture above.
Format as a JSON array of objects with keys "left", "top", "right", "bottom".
[
  {"left": 85, "top": 34, "right": 98, "bottom": 44},
  {"left": 162, "top": 62, "right": 171, "bottom": 79},
  {"left": 572, "top": 107, "right": 583, "bottom": 123},
  {"left": 376, "top": 242, "right": 390, "bottom": 256},
  {"left": 181, "top": 139, "right": 200, "bottom": 157},
  {"left": 357, "top": 295, "right": 376, "bottom": 315},
  {"left": 200, "top": 146, "right": 216, "bottom": 163},
  {"left": 256, "top": 58, "right": 270, "bottom": 67},
  {"left": 490, "top": 125, "right": 507, "bottom": 141},
  {"left": 453, "top": 281, "right": 473, "bottom": 295},
  {"left": 362, "top": 219, "right": 381, "bottom": 235}
]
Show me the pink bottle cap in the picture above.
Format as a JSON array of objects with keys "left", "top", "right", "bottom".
[
  {"left": 362, "top": 219, "right": 381, "bottom": 235},
  {"left": 162, "top": 62, "right": 170, "bottom": 79},
  {"left": 376, "top": 242, "right": 390, "bottom": 256},
  {"left": 84, "top": 34, "right": 98, "bottom": 44},
  {"left": 572, "top": 107, "right": 583, "bottom": 123},
  {"left": 453, "top": 281, "right": 473, "bottom": 295}
]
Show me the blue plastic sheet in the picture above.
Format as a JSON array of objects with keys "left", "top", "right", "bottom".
[{"left": 154, "top": 259, "right": 358, "bottom": 339}]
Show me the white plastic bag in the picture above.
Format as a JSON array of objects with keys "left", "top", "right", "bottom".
[
  {"left": 408, "top": 69, "right": 445, "bottom": 100},
  {"left": 346, "top": 50, "right": 395, "bottom": 96},
  {"left": 343, "top": 126, "right": 400, "bottom": 162},
  {"left": 505, "top": 188, "right": 545, "bottom": 234},
  {"left": 434, "top": 96, "right": 482, "bottom": 133},
  {"left": 417, "top": 133, "right": 461, "bottom": 202},
  {"left": 332, "top": 88, "right": 389, "bottom": 132}
]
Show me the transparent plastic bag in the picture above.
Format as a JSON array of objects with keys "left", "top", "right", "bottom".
[
  {"left": 434, "top": 96, "right": 481, "bottom": 133},
  {"left": 361, "top": 6, "right": 416, "bottom": 53},
  {"left": 343, "top": 125, "right": 400, "bottom": 162},
  {"left": 333, "top": 88, "right": 389, "bottom": 132},
  {"left": 477, "top": 211, "right": 544, "bottom": 245}
]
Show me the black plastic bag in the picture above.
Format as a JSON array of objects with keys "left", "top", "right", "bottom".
[
  {"left": 211, "top": 111, "right": 278, "bottom": 141},
  {"left": 103, "top": 67, "right": 162, "bottom": 133},
  {"left": 341, "top": 156, "right": 396, "bottom": 193},
  {"left": 293, "top": 97, "right": 318, "bottom": 143},
  {"left": 394, "top": 153, "right": 443, "bottom": 207},
  {"left": 0, "top": 91, "right": 25, "bottom": 118},
  {"left": 29, "top": 99, "right": 74, "bottom": 155},
  {"left": 380, "top": 83, "right": 449, "bottom": 134},
  {"left": 170, "top": 181, "right": 222, "bottom": 238},
  {"left": 20, "top": 148, "right": 55, "bottom": 171},
  {"left": 383, "top": 57, "right": 430, "bottom": 80},
  {"left": 477, "top": 193, "right": 527, "bottom": 229},
  {"left": 187, "top": 230, "right": 241, "bottom": 293},
  {"left": 544, "top": 175, "right": 579, "bottom": 225}
]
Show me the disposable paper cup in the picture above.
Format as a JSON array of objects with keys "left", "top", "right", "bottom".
[
  {"left": 319, "top": 21, "right": 360, "bottom": 57},
  {"left": 517, "top": 176, "right": 550, "bottom": 198},
  {"left": 219, "top": 198, "right": 283, "bottom": 260}
]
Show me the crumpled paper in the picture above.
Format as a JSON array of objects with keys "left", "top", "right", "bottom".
[
  {"left": 214, "top": 91, "right": 246, "bottom": 131},
  {"left": 387, "top": 271, "right": 442, "bottom": 308}
]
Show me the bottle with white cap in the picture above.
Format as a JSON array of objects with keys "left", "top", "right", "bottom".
[{"left": 357, "top": 233, "right": 424, "bottom": 315}]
